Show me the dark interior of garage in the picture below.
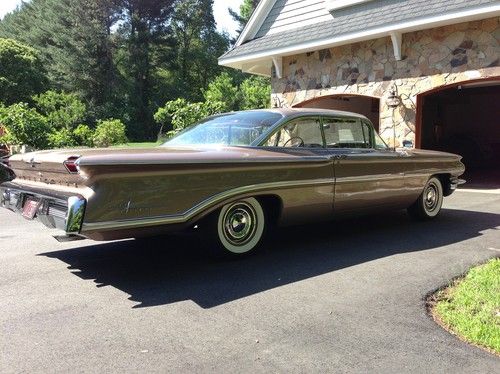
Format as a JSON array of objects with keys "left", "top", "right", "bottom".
[{"left": 420, "top": 82, "right": 500, "bottom": 188}]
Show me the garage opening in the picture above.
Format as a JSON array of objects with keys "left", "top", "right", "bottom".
[
  {"left": 418, "top": 80, "right": 500, "bottom": 188},
  {"left": 294, "top": 95, "right": 380, "bottom": 131}
]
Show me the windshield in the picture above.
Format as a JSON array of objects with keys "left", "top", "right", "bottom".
[{"left": 163, "top": 111, "right": 282, "bottom": 147}]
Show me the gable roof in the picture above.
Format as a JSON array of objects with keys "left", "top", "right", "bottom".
[{"left": 220, "top": 0, "right": 500, "bottom": 76}]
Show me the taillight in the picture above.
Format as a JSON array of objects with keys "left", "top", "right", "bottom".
[{"left": 63, "top": 156, "right": 80, "bottom": 174}]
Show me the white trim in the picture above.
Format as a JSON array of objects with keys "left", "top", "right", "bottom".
[
  {"left": 325, "top": 0, "right": 373, "bottom": 12},
  {"left": 236, "top": 0, "right": 277, "bottom": 47},
  {"left": 221, "top": 4, "right": 500, "bottom": 70},
  {"left": 390, "top": 31, "right": 402, "bottom": 61},
  {"left": 272, "top": 56, "right": 283, "bottom": 78}
]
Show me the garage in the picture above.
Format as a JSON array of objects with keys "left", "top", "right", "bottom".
[
  {"left": 294, "top": 95, "right": 380, "bottom": 131},
  {"left": 417, "top": 80, "right": 500, "bottom": 187}
]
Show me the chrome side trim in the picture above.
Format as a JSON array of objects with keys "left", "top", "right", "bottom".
[
  {"left": 77, "top": 156, "right": 331, "bottom": 167},
  {"left": 81, "top": 178, "right": 333, "bottom": 232},
  {"left": 66, "top": 196, "right": 86, "bottom": 234}
]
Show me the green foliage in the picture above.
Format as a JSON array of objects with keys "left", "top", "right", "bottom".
[
  {"left": 435, "top": 258, "right": 500, "bottom": 353},
  {"left": 47, "top": 128, "right": 76, "bottom": 148},
  {"left": 240, "top": 76, "right": 271, "bottom": 110},
  {"left": 203, "top": 72, "right": 239, "bottom": 112},
  {"left": 154, "top": 98, "right": 224, "bottom": 137},
  {"left": 73, "top": 124, "right": 94, "bottom": 147},
  {"left": 33, "top": 90, "right": 86, "bottom": 130},
  {"left": 229, "top": 0, "right": 259, "bottom": 39},
  {"left": 0, "top": 38, "right": 47, "bottom": 105},
  {"left": 93, "top": 119, "right": 128, "bottom": 147},
  {"left": 0, "top": 103, "right": 50, "bottom": 149}
]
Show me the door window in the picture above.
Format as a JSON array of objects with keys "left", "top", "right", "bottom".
[
  {"left": 322, "top": 117, "right": 371, "bottom": 148},
  {"left": 262, "top": 118, "right": 324, "bottom": 148}
]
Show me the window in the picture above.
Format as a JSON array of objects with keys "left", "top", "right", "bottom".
[
  {"left": 322, "top": 117, "right": 371, "bottom": 148},
  {"left": 262, "top": 118, "right": 323, "bottom": 148},
  {"left": 325, "top": 0, "right": 374, "bottom": 12},
  {"left": 373, "top": 130, "right": 389, "bottom": 150}
]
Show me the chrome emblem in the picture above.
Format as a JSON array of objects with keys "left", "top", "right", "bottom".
[{"left": 26, "top": 157, "right": 40, "bottom": 168}]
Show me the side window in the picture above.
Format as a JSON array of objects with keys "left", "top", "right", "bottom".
[
  {"left": 323, "top": 117, "right": 371, "bottom": 149},
  {"left": 373, "top": 130, "right": 389, "bottom": 150},
  {"left": 263, "top": 118, "right": 323, "bottom": 148}
]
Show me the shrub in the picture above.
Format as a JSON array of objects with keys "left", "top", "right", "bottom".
[
  {"left": 73, "top": 124, "right": 94, "bottom": 147},
  {"left": 154, "top": 98, "right": 224, "bottom": 137},
  {"left": 240, "top": 76, "right": 271, "bottom": 110},
  {"left": 33, "top": 90, "right": 86, "bottom": 130},
  {"left": 93, "top": 119, "right": 127, "bottom": 147},
  {"left": 0, "top": 102, "right": 50, "bottom": 149},
  {"left": 48, "top": 128, "right": 76, "bottom": 148}
]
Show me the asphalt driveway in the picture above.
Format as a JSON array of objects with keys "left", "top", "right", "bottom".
[{"left": 0, "top": 190, "right": 499, "bottom": 373}]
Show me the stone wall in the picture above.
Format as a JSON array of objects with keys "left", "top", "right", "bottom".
[{"left": 271, "top": 17, "right": 499, "bottom": 147}]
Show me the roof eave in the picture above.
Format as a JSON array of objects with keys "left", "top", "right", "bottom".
[{"left": 220, "top": 4, "right": 500, "bottom": 76}]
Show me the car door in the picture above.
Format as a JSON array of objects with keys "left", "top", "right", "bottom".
[{"left": 321, "top": 116, "right": 412, "bottom": 213}]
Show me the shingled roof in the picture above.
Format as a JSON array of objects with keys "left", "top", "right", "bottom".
[
  {"left": 219, "top": 0, "right": 500, "bottom": 75},
  {"left": 221, "top": 0, "right": 497, "bottom": 60}
]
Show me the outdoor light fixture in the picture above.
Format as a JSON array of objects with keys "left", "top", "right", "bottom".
[
  {"left": 386, "top": 86, "right": 401, "bottom": 108},
  {"left": 386, "top": 85, "right": 402, "bottom": 150}
]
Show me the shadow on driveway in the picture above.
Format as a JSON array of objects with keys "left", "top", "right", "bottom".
[{"left": 40, "top": 209, "right": 499, "bottom": 309}]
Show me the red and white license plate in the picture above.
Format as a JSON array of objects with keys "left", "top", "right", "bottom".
[{"left": 22, "top": 198, "right": 40, "bottom": 219}]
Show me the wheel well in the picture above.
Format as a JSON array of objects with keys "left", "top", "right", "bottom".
[
  {"left": 257, "top": 195, "right": 282, "bottom": 226},
  {"left": 434, "top": 173, "right": 453, "bottom": 196}
]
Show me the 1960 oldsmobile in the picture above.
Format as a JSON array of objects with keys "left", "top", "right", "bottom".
[{"left": 0, "top": 109, "right": 465, "bottom": 256}]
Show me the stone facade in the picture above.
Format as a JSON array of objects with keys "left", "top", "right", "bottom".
[{"left": 271, "top": 17, "right": 500, "bottom": 147}]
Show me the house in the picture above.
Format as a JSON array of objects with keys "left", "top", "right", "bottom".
[{"left": 219, "top": 0, "right": 499, "bottom": 180}]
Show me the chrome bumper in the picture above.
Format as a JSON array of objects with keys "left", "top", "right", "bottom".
[{"left": 0, "top": 182, "right": 86, "bottom": 234}]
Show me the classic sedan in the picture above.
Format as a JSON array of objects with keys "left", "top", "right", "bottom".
[{"left": 0, "top": 109, "right": 465, "bottom": 256}]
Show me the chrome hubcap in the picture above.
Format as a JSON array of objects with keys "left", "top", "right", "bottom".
[
  {"left": 424, "top": 183, "right": 439, "bottom": 211},
  {"left": 222, "top": 203, "right": 257, "bottom": 246}
]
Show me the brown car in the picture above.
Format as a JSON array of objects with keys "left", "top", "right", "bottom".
[{"left": 0, "top": 109, "right": 465, "bottom": 256}]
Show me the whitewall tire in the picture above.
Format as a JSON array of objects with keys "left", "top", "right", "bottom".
[{"left": 213, "top": 197, "right": 266, "bottom": 256}]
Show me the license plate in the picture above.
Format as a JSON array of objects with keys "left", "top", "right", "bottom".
[{"left": 22, "top": 198, "right": 40, "bottom": 219}]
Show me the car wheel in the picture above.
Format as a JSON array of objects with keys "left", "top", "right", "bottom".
[
  {"left": 407, "top": 176, "right": 443, "bottom": 220},
  {"left": 207, "top": 197, "right": 266, "bottom": 257}
]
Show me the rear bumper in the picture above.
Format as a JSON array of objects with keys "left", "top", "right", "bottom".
[{"left": 0, "top": 182, "right": 86, "bottom": 234}]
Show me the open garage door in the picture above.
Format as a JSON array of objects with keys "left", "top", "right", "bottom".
[
  {"left": 294, "top": 95, "right": 380, "bottom": 131},
  {"left": 418, "top": 80, "right": 500, "bottom": 188}
]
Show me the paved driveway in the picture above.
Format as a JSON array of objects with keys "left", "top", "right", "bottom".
[{"left": 1, "top": 190, "right": 499, "bottom": 373}]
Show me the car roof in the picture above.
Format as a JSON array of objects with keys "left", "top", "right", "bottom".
[{"left": 233, "top": 108, "right": 369, "bottom": 120}]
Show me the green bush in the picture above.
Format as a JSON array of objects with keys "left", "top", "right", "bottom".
[
  {"left": 73, "top": 124, "right": 94, "bottom": 147},
  {"left": 93, "top": 119, "right": 128, "bottom": 147},
  {"left": 47, "top": 128, "right": 76, "bottom": 148},
  {"left": 240, "top": 76, "right": 271, "bottom": 110},
  {"left": 203, "top": 72, "right": 239, "bottom": 112},
  {"left": 0, "top": 102, "right": 50, "bottom": 149},
  {"left": 154, "top": 98, "right": 224, "bottom": 137},
  {"left": 33, "top": 90, "right": 86, "bottom": 130}
]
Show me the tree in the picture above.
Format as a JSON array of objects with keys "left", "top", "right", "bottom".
[
  {"left": 203, "top": 72, "right": 239, "bottom": 112},
  {"left": 32, "top": 90, "right": 86, "bottom": 130},
  {"left": 0, "top": 38, "right": 47, "bottom": 105},
  {"left": 154, "top": 98, "right": 224, "bottom": 137},
  {"left": 170, "top": 0, "right": 229, "bottom": 101},
  {"left": 240, "top": 76, "right": 271, "bottom": 109},
  {"left": 228, "top": 0, "right": 259, "bottom": 40},
  {"left": 0, "top": 103, "right": 51, "bottom": 149}
]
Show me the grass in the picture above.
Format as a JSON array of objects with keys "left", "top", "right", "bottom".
[{"left": 432, "top": 258, "right": 500, "bottom": 354}]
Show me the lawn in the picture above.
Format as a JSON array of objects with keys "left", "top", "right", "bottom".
[{"left": 432, "top": 258, "right": 500, "bottom": 354}]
